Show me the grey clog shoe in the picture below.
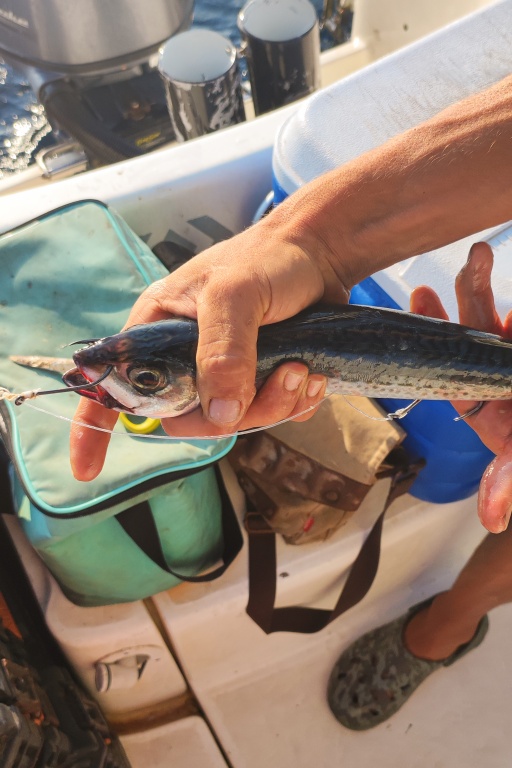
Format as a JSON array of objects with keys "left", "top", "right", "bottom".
[{"left": 327, "top": 597, "right": 489, "bottom": 730}]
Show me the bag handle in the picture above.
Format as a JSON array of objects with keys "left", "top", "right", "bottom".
[
  {"left": 244, "top": 454, "right": 424, "bottom": 634},
  {"left": 115, "top": 467, "right": 243, "bottom": 584}
]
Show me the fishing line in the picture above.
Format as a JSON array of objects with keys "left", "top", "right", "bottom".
[
  {"left": 20, "top": 396, "right": 334, "bottom": 441},
  {"left": 21, "top": 392, "right": 422, "bottom": 440},
  {"left": 0, "top": 378, "right": 423, "bottom": 440},
  {"left": 14, "top": 393, "right": 478, "bottom": 437}
]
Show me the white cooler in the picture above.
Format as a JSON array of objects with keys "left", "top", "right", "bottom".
[{"left": 271, "top": 0, "right": 512, "bottom": 503}]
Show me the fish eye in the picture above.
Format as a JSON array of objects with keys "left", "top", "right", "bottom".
[{"left": 127, "top": 365, "right": 169, "bottom": 394}]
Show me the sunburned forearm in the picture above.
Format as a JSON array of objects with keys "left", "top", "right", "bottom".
[{"left": 272, "top": 74, "right": 512, "bottom": 291}]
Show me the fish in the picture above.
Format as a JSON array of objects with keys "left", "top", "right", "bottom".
[{"left": 59, "top": 303, "right": 512, "bottom": 419}]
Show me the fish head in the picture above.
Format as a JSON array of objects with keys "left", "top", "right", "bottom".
[{"left": 62, "top": 318, "right": 200, "bottom": 418}]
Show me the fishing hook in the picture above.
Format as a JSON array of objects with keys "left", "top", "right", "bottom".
[
  {"left": 386, "top": 399, "right": 422, "bottom": 420},
  {"left": 339, "top": 396, "right": 423, "bottom": 423},
  {"left": 344, "top": 396, "right": 488, "bottom": 425},
  {"left": 453, "top": 401, "right": 485, "bottom": 422},
  {"left": 13, "top": 366, "right": 114, "bottom": 406},
  {"left": 389, "top": 399, "right": 489, "bottom": 423}
]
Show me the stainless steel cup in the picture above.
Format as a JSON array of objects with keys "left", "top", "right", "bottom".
[{"left": 159, "top": 28, "right": 246, "bottom": 142}]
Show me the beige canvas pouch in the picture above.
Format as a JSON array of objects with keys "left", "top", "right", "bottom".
[
  {"left": 229, "top": 395, "right": 424, "bottom": 634},
  {"left": 230, "top": 394, "right": 406, "bottom": 544}
]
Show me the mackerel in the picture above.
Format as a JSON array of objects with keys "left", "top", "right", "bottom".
[{"left": 60, "top": 304, "right": 512, "bottom": 419}]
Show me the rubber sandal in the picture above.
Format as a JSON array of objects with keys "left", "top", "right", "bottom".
[{"left": 327, "top": 596, "right": 489, "bottom": 730}]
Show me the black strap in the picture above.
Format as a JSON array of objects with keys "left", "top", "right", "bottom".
[
  {"left": 245, "top": 457, "right": 424, "bottom": 634},
  {"left": 115, "top": 466, "right": 243, "bottom": 583}
]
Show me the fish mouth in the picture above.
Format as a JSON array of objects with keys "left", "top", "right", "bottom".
[{"left": 62, "top": 367, "right": 133, "bottom": 412}]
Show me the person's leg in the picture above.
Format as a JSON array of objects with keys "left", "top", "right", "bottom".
[
  {"left": 327, "top": 528, "right": 500, "bottom": 729},
  {"left": 405, "top": 525, "right": 512, "bottom": 660}
]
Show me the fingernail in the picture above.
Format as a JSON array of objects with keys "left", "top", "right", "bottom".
[
  {"left": 495, "top": 516, "right": 507, "bottom": 534},
  {"left": 307, "top": 379, "right": 324, "bottom": 398},
  {"left": 284, "top": 371, "right": 305, "bottom": 392},
  {"left": 209, "top": 398, "right": 242, "bottom": 425},
  {"left": 467, "top": 243, "right": 477, "bottom": 262},
  {"left": 499, "top": 504, "right": 512, "bottom": 532}
]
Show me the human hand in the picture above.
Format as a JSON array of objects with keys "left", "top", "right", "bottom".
[
  {"left": 70, "top": 207, "right": 350, "bottom": 481},
  {"left": 410, "top": 241, "right": 512, "bottom": 534}
]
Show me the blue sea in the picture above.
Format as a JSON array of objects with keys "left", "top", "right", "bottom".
[{"left": 0, "top": 0, "right": 333, "bottom": 176}]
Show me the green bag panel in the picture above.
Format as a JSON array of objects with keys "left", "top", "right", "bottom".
[
  {"left": 19, "top": 467, "right": 225, "bottom": 606},
  {"left": 0, "top": 202, "right": 243, "bottom": 607},
  {"left": 0, "top": 201, "right": 235, "bottom": 517}
]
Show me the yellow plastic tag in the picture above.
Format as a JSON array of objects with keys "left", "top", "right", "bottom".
[{"left": 119, "top": 413, "right": 161, "bottom": 434}]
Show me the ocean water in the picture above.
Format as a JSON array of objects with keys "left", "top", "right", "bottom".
[
  {"left": 0, "top": 0, "right": 334, "bottom": 176},
  {"left": 0, "top": 61, "right": 51, "bottom": 175}
]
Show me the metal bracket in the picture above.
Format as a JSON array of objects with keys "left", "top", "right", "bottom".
[{"left": 35, "top": 141, "right": 88, "bottom": 180}]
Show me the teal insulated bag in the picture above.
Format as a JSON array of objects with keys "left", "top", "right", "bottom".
[{"left": 0, "top": 201, "right": 241, "bottom": 606}]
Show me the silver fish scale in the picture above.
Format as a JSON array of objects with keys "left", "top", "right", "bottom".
[{"left": 255, "top": 306, "right": 512, "bottom": 402}]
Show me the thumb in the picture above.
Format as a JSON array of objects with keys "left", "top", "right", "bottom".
[{"left": 478, "top": 453, "right": 512, "bottom": 533}]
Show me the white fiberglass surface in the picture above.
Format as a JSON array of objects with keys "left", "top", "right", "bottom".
[{"left": 149, "top": 464, "right": 511, "bottom": 768}]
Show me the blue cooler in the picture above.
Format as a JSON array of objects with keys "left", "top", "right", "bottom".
[{"left": 271, "top": 2, "right": 512, "bottom": 503}]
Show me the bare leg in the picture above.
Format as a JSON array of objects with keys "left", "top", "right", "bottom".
[{"left": 404, "top": 525, "right": 512, "bottom": 660}]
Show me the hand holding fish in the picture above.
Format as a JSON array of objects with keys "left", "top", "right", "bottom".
[
  {"left": 410, "top": 242, "right": 512, "bottom": 534},
  {"left": 69, "top": 217, "right": 339, "bottom": 481},
  {"left": 67, "top": 238, "right": 512, "bottom": 534}
]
